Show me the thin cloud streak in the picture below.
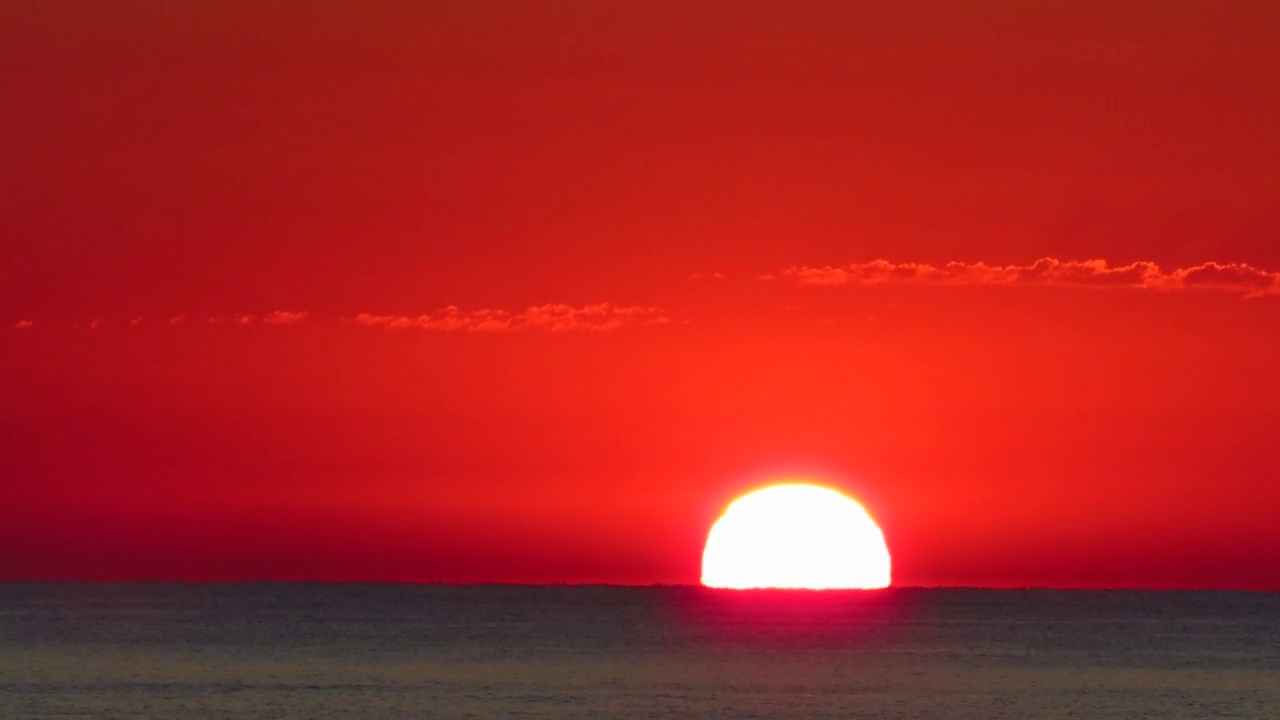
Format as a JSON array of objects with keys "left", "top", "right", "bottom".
[
  {"left": 9, "top": 307, "right": 670, "bottom": 333},
  {"left": 353, "top": 304, "right": 670, "bottom": 333},
  {"left": 208, "top": 311, "right": 308, "bottom": 326},
  {"left": 782, "top": 259, "right": 1280, "bottom": 296},
  {"left": 263, "top": 311, "right": 309, "bottom": 325}
]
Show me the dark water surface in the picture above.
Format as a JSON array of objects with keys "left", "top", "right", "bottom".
[{"left": 2, "top": 584, "right": 1278, "bottom": 718}]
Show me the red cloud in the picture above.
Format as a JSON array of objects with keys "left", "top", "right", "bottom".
[
  {"left": 1173, "top": 262, "right": 1280, "bottom": 293},
  {"left": 262, "top": 311, "right": 309, "bottom": 325},
  {"left": 782, "top": 259, "right": 1280, "bottom": 296},
  {"left": 353, "top": 304, "right": 668, "bottom": 332}
]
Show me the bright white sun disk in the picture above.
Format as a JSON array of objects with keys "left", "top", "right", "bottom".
[{"left": 701, "top": 483, "right": 891, "bottom": 589}]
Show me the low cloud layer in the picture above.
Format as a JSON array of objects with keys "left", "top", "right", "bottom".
[
  {"left": 206, "top": 311, "right": 309, "bottom": 326},
  {"left": 7, "top": 306, "right": 671, "bottom": 333},
  {"left": 353, "top": 304, "right": 670, "bottom": 333},
  {"left": 262, "top": 311, "right": 309, "bottom": 325},
  {"left": 782, "top": 259, "right": 1280, "bottom": 296}
]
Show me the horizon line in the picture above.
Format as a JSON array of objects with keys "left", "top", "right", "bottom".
[{"left": 2, "top": 579, "right": 1276, "bottom": 592}]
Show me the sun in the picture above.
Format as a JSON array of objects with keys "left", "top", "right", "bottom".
[{"left": 701, "top": 483, "right": 891, "bottom": 589}]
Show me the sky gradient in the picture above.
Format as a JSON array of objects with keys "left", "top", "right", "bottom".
[{"left": 4, "top": 2, "right": 1279, "bottom": 588}]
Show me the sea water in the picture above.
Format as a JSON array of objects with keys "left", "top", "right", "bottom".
[{"left": 1, "top": 584, "right": 1277, "bottom": 719}]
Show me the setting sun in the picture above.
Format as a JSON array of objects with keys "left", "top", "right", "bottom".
[{"left": 701, "top": 483, "right": 891, "bottom": 589}]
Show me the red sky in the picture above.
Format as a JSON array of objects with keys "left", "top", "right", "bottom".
[{"left": 3, "top": 2, "right": 1279, "bottom": 588}]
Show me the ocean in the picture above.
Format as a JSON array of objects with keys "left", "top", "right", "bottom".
[{"left": 1, "top": 584, "right": 1277, "bottom": 718}]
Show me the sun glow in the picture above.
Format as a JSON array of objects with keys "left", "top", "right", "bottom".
[{"left": 701, "top": 483, "right": 891, "bottom": 589}]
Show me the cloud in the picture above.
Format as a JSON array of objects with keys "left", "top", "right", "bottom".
[
  {"left": 781, "top": 259, "right": 1280, "bottom": 297},
  {"left": 15, "top": 307, "right": 669, "bottom": 333},
  {"left": 262, "top": 310, "right": 309, "bottom": 325},
  {"left": 689, "top": 271, "right": 725, "bottom": 281},
  {"left": 1174, "top": 262, "right": 1280, "bottom": 294},
  {"left": 353, "top": 304, "right": 669, "bottom": 332}
]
